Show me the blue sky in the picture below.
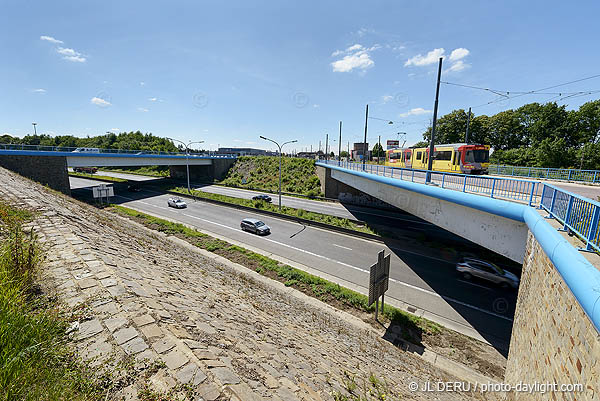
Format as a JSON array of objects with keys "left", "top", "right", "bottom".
[{"left": 2, "top": 0, "right": 600, "bottom": 153}]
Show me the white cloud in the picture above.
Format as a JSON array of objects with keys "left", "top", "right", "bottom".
[
  {"left": 357, "top": 28, "right": 375, "bottom": 37},
  {"left": 31, "top": 88, "right": 46, "bottom": 93},
  {"left": 405, "top": 47, "right": 471, "bottom": 73},
  {"left": 137, "top": 107, "right": 149, "bottom": 112},
  {"left": 399, "top": 107, "right": 431, "bottom": 117},
  {"left": 148, "top": 97, "right": 158, "bottom": 102},
  {"left": 63, "top": 55, "right": 86, "bottom": 63},
  {"left": 445, "top": 60, "right": 469, "bottom": 73},
  {"left": 57, "top": 47, "right": 86, "bottom": 62},
  {"left": 404, "top": 48, "right": 445, "bottom": 67},
  {"left": 330, "top": 44, "right": 380, "bottom": 73},
  {"left": 109, "top": 128, "right": 120, "bottom": 132},
  {"left": 449, "top": 48, "right": 469, "bottom": 61},
  {"left": 313, "top": 104, "right": 320, "bottom": 108},
  {"left": 382, "top": 95, "right": 394, "bottom": 103},
  {"left": 91, "top": 97, "right": 111, "bottom": 107},
  {"left": 40, "top": 35, "right": 63, "bottom": 44},
  {"left": 140, "top": 82, "right": 146, "bottom": 86}
]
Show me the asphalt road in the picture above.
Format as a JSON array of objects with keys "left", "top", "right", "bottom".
[{"left": 70, "top": 176, "right": 517, "bottom": 351}]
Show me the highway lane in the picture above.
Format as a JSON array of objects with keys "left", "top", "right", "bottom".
[
  {"left": 93, "top": 169, "right": 435, "bottom": 225},
  {"left": 74, "top": 169, "right": 159, "bottom": 182},
  {"left": 69, "top": 176, "right": 517, "bottom": 349}
]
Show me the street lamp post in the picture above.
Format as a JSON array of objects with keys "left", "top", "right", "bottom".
[
  {"left": 32, "top": 123, "right": 37, "bottom": 135},
  {"left": 259, "top": 135, "right": 297, "bottom": 210},
  {"left": 168, "top": 138, "right": 204, "bottom": 194}
]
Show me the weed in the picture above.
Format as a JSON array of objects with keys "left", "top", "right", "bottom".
[{"left": 0, "top": 202, "right": 105, "bottom": 400}]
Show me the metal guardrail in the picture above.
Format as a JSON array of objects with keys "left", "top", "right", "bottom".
[
  {"left": 0, "top": 143, "right": 235, "bottom": 158},
  {"left": 540, "top": 184, "right": 600, "bottom": 253},
  {"left": 490, "top": 164, "right": 600, "bottom": 184},
  {"left": 321, "top": 160, "right": 540, "bottom": 206}
]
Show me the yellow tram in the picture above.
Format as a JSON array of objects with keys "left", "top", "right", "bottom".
[{"left": 386, "top": 143, "right": 490, "bottom": 174}]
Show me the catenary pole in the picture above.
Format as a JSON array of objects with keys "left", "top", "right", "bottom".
[{"left": 426, "top": 57, "right": 443, "bottom": 183}]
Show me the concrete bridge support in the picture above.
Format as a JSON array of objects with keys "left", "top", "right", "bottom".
[
  {"left": 318, "top": 164, "right": 528, "bottom": 262},
  {"left": 0, "top": 155, "right": 70, "bottom": 194},
  {"left": 169, "top": 158, "right": 235, "bottom": 183}
]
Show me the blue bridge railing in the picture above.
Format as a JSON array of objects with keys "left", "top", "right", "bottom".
[
  {"left": 541, "top": 184, "right": 600, "bottom": 253},
  {"left": 0, "top": 143, "right": 235, "bottom": 158},
  {"left": 490, "top": 164, "right": 600, "bottom": 184},
  {"left": 321, "top": 160, "right": 540, "bottom": 206}
]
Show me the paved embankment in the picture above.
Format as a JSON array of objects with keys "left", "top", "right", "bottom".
[{"left": 0, "top": 167, "right": 499, "bottom": 400}]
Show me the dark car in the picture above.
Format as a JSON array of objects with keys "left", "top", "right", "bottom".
[
  {"left": 252, "top": 194, "right": 272, "bottom": 202},
  {"left": 456, "top": 258, "right": 519, "bottom": 289},
  {"left": 127, "top": 184, "right": 141, "bottom": 192},
  {"left": 240, "top": 218, "right": 271, "bottom": 235}
]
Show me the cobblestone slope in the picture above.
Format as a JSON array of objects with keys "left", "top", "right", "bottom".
[{"left": 0, "top": 167, "right": 494, "bottom": 401}]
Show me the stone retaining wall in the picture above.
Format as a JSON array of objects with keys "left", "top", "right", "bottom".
[
  {"left": 505, "top": 231, "right": 600, "bottom": 400},
  {"left": 0, "top": 154, "right": 70, "bottom": 194}
]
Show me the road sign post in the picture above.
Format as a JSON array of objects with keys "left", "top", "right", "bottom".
[
  {"left": 368, "top": 250, "right": 390, "bottom": 321},
  {"left": 92, "top": 184, "right": 114, "bottom": 206}
]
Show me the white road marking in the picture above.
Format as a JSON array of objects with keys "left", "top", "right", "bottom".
[
  {"left": 458, "top": 279, "right": 494, "bottom": 290},
  {"left": 114, "top": 193, "right": 513, "bottom": 321},
  {"left": 179, "top": 212, "right": 511, "bottom": 321},
  {"left": 332, "top": 244, "right": 353, "bottom": 251}
]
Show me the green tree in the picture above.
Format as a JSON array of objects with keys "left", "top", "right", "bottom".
[
  {"left": 371, "top": 143, "right": 385, "bottom": 157},
  {"left": 486, "top": 110, "right": 525, "bottom": 150},
  {"left": 422, "top": 109, "right": 470, "bottom": 144},
  {"left": 340, "top": 150, "right": 349, "bottom": 158}
]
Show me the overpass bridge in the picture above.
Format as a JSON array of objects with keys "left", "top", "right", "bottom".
[
  {"left": 317, "top": 160, "right": 600, "bottom": 396},
  {"left": 0, "top": 144, "right": 236, "bottom": 194}
]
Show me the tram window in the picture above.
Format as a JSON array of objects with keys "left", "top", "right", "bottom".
[
  {"left": 405, "top": 151, "right": 411, "bottom": 161},
  {"left": 416, "top": 151, "right": 422, "bottom": 160},
  {"left": 454, "top": 151, "right": 460, "bottom": 165},
  {"left": 434, "top": 151, "right": 452, "bottom": 161}
]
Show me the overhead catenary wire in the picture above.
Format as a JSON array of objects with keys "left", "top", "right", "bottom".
[{"left": 441, "top": 73, "right": 600, "bottom": 108}]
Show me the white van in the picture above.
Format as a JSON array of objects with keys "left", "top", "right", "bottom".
[{"left": 72, "top": 147, "right": 100, "bottom": 153}]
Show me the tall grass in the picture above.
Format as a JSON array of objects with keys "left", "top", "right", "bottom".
[{"left": 0, "top": 201, "right": 104, "bottom": 400}]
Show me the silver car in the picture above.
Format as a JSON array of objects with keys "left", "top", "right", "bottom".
[
  {"left": 456, "top": 258, "right": 519, "bottom": 289},
  {"left": 240, "top": 218, "right": 271, "bottom": 235},
  {"left": 167, "top": 197, "right": 187, "bottom": 209}
]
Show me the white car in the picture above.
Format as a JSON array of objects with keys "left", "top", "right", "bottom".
[{"left": 167, "top": 197, "right": 187, "bottom": 209}]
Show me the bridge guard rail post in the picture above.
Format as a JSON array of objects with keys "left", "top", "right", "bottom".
[
  {"left": 528, "top": 183, "right": 535, "bottom": 206},
  {"left": 585, "top": 207, "right": 600, "bottom": 251}
]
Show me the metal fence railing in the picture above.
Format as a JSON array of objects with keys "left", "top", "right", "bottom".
[
  {"left": 540, "top": 184, "right": 600, "bottom": 253},
  {"left": 319, "top": 160, "right": 540, "bottom": 206},
  {"left": 0, "top": 143, "right": 236, "bottom": 158},
  {"left": 490, "top": 164, "right": 600, "bottom": 184}
]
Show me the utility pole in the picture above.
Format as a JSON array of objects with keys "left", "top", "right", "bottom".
[
  {"left": 378, "top": 135, "right": 381, "bottom": 164},
  {"left": 338, "top": 121, "right": 342, "bottom": 165},
  {"left": 347, "top": 141, "right": 350, "bottom": 161},
  {"left": 465, "top": 107, "right": 472, "bottom": 144},
  {"left": 325, "top": 133, "right": 329, "bottom": 161},
  {"left": 362, "top": 104, "right": 369, "bottom": 170},
  {"left": 32, "top": 122, "right": 37, "bottom": 135},
  {"left": 319, "top": 140, "right": 321, "bottom": 153},
  {"left": 426, "top": 57, "right": 443, "bottom": 183}
]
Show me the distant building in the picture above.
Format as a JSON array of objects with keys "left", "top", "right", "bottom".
[
  {"left": 297, "top": 151, "right": 323, "bottom": 159},
  {"left": 351, "top": 142, "right": 370, "bottom": 162},
  {"left": 217, "top": 147, "right": 276, "bottom": 156}
]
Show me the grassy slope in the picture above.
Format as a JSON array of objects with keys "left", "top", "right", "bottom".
[
  {"left": 0, "top": 201, "right": 104, "bottom": 400},
  {"left": 219, "top": 156, "right": 322, "bottom": 196}
]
